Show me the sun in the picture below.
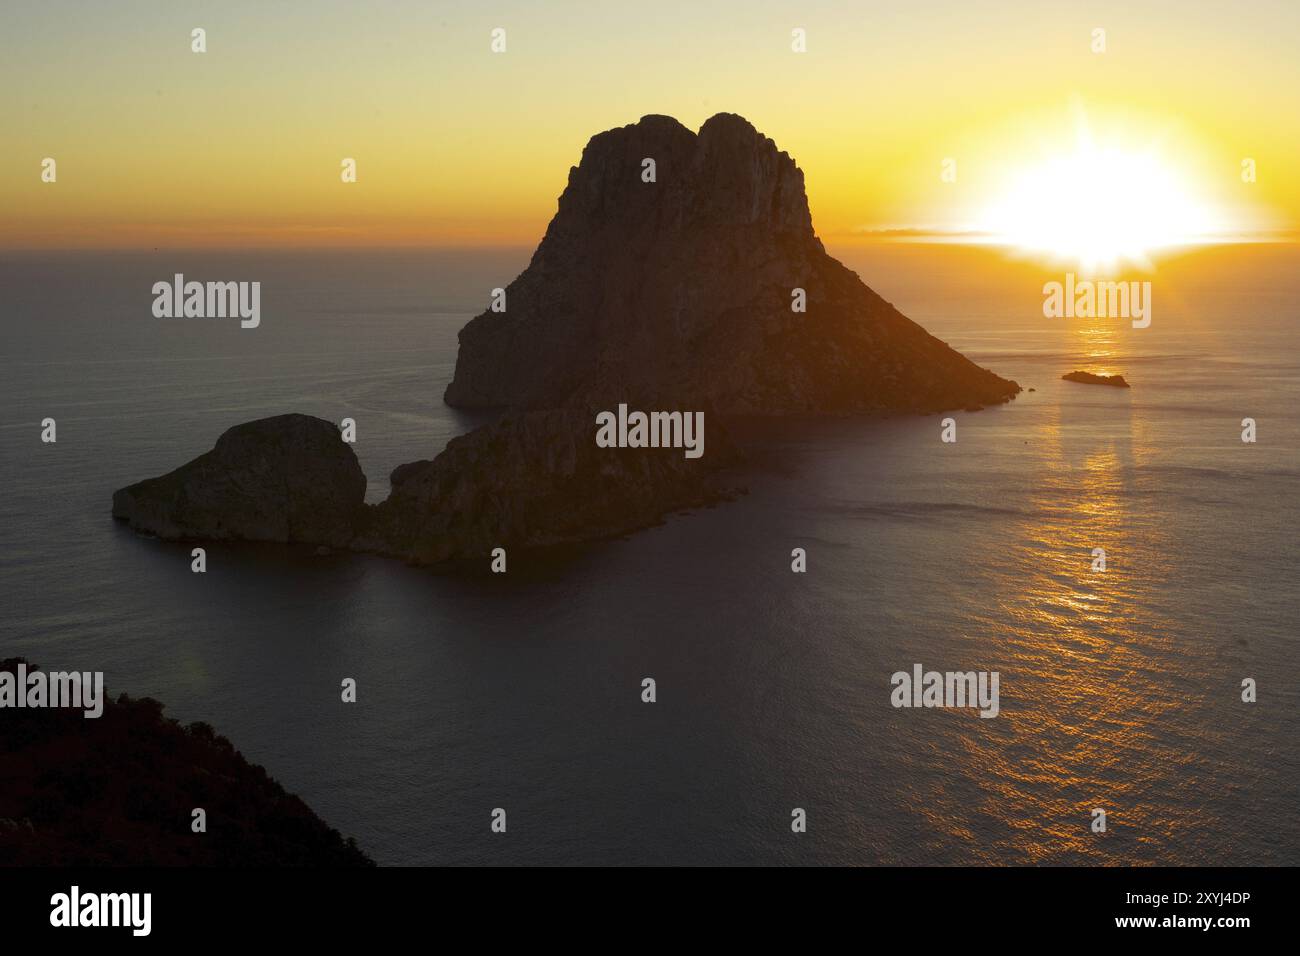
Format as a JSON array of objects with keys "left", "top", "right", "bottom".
[{"left": 978, "top": 117, "right": 1222, "bottom": 273}]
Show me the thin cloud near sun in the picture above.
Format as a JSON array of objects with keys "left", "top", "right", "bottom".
[{"left": 847, "top": 101, "right": 1280, "bottom": 275}]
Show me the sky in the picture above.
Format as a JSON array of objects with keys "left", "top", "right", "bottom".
[{"left": 2, "top": 0, "right": 1297, "bottom": 249}]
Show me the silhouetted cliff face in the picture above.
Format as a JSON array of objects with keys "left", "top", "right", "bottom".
[
  {"left": 359, "top": 409, "right": 739, "bottom": 565},
  {"left": 111, "top": 414, "right": 366, "bottom": 547},
  {"left": 444, "top": 112, "right": 1020, "bottom": 414},
  {"left": 0, "top": 659, "right": 372, "bottom": 866}
]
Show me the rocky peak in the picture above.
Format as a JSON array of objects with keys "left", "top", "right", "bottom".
[
  {"left": 445, "top": 112, "right": 1019, "bottom": 415},
  {"left": 541, "top": 113, "right": 815, "bottom": 252}
]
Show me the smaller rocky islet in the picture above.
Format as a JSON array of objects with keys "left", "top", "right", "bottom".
[{"left": 1062, "top": 370, "right": 1131, "bottom": 388}]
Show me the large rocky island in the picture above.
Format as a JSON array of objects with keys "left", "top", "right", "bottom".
[
  {"left": 446, "top": 112, "right": 1018, "bottom": 415},
  {"left": 112, "top": 113, "right": 1019, "bottom": 566}
]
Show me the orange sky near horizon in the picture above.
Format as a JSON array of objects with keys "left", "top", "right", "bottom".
[{"left": 2, "top": 0, "right": 1296, "bottom": 251}]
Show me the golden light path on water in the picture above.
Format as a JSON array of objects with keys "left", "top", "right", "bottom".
[{"left": 909, "top": 317, "right": 1235, "bottom": 863}]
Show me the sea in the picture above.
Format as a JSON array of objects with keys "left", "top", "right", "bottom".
[{"left": 2, "top": 241, "right": 1297, "bottom": 865}]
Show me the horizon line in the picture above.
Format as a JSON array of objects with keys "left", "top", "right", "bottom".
[{"left": 3, "top": 232, "right": 1296, "bottom": 256}]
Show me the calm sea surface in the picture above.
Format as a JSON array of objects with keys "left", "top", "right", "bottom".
[{"left": 2, "top": 243, "right": 1297, "bottom": 864}]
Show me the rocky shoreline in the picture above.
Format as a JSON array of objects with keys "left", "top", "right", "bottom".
[{"left": 113, "top": 411, "right": 743, "bottom": 566}]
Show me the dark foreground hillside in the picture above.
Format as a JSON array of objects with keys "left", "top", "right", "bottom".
[{"left": 0, "top": 659, "right": 372, "bottom": 866}]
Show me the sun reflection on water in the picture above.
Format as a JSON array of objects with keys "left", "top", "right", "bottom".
[{"left": 928, "top": 326, "right": 1225, "bottom": 863}]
